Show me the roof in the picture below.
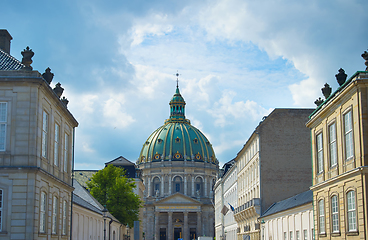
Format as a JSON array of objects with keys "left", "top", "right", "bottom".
[
  {"left": 105, "top": 156, "right": 135, "bottom": 166},
  {"left": 73, "top": 170, "right": 98, "bottom": 188},
  {"left": 261, "top": 190, "right": 313, "bottom": 218},
  {"left": 0, "top": 48, "right": 24, "bottom": 70}
]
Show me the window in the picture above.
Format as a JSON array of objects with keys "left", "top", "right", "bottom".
[
  {"left": 344, "top": 111, "right": 354, "bottom": 160},
  {"left": 347, "top": 191, "right": 356, "bottom": 231},
  {"left": 316, "top": 133, "right": 324, "bottom": 173},
  {"left": 64, "top": 133, "right": 69, "bottom": 172},
  {"left": 42, "top": 111, "right": 48, "bottom": 158},
  {"left": 0, "top": 189, "right": 3, "bottom": 231},
  {"left": 318, "top": 199, "right": 325, "bottom": 234},
  {"left": 52, "top": 196, "right": 58, "bottom": 234},
  {"left": 0, "top": 103, "right": 7, "bottom": 151},
  {"left": 311, "top": 229, "right": 314, "bottom": 240},
  {"left": 54, "top": 124, "right": 59, "bottom": 166},
  {"left": 303, "top": 230, "right": 307, "bottom": 240},
  {"left": 40, "top": 192, "right": 47, "bottom": 233},
  {"left": 329, "top": 123, "right": 337, "bottom": 167},
  {"left": 290, "top": 231, "right": 293, "bottom": 240},
  {"left": 296, "top": 231, "right": 300, "bottom": 240},
  {"left": 62, "top": 200, "right": 67, "bottom": 235},
  {"left": 284, "top": 232, "right": 287, "bottom": 240},
  {"left": 331, "top": 195, "right": 339, "bottom": 232},
  {"left": 176, "top": 183, "right": 180, "bottom": 192}
]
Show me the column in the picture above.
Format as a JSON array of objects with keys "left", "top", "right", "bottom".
[
  {"left": 191, "top": 176, "right": 195, "bottom": 196},
  {"left": 169, "top": 175, "right": 172, "bottom": 194},
  {"left": 184, "top": 176, "right": 187, "bottom": 195},
  {"left": 155, "top": 212, "right": 160, "bottom": 240},
  {"left": 196, "top": 212, "right": 201, "bottom": 237},
  {"left": 204, "top": 177, "right": 208, "bottom": 197},
  {"left": 148, "top": 176, "right": 151, "bottom": 197},
  {"left": 168, "top": 212, "right": 173, "bottom": 240},
  {"left": 184, "top": 212, "right": 189, "bottom": 240},
  {"left": 161, "top": 176, "right": 164, "bottom": 197}
]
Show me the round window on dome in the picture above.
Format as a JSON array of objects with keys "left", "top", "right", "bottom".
[
  {"left": 154, "top": 153, "right": 161, "bottom": 160},
  {"left": 193, "top": 138, "right": 198, "bottom": 144},
  {"left": 157, "top": 139, "right": 163, "bottom": 144},
  {"left": 175, "top": 137, "right": 180, "bottom": 143},
  {"left": 174, "top": 151, "right": 182, "bottom": 159},
  {"left": 195, "top": 153, "right": 202, "bottom": 160}
]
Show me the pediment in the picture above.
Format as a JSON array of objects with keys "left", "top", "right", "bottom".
[{"left": 154, "top": 192, "right": 202, "bottom": 205}]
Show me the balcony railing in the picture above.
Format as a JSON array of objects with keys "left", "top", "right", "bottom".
[{"left": 234, "top": 198, "right": 260, "bottom": 214}]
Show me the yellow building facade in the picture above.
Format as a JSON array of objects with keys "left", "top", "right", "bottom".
[{"left": 307, "top": 55, "right": 368, "bottom": 240}]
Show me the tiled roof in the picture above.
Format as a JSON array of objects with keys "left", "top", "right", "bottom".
[
  {"left": 73, "top": 193, "right": 102, "bottom": 214},
  {"left": 0, "top": 48, "right": 24, "bottom": 70},
  {"left": 261, "top": 190, "right": 313, "bottom": 218}
]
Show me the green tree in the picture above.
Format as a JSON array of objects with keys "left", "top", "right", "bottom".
[{"left": 87, "top": 164, "right": 142, "bottom": 226}]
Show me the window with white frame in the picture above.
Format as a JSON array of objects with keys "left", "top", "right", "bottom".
[
  {"left": 329, "top": 123, "right": 337, "bottom": 167},
  {"left": 0, "top": 189, "right": 3, "bottom": 231},
  {"left": 319, "top": 199, "right": 325, "bottom": 234},
  {"left": 0, "top": 103, "right": 7, "bottom": 151},
  {"left": 347, "top": 190, "right": 356, "bottom": 231},
  {"left": 52, "top": 196, "right": 58, "bottom": 234},
  {"left": 290, "top": 231, "right": 293, "bottom": 240},
  {"left": 54, "top": 123, "right": 59, "bottom": 166},
  {"left": 303, "top": 230, "right": 307, "bottom": 240},
  {"left": 64, "top": 133, "right": 69, "bottom": 172},
  {"left": 62, "top": 200, "right": 67, "bottom": 235},
  {"left": 40, "top": 192, "right": 47, "bottom": 233},
  {"left": 296, "top": 231, "right": 300, "bottom": 240},
  {"left": 284, "top": 232, "right": 287, "bottom": 240},
  {"left": 344, "top": 111, "right": 354, "bottom": 160},
  {"left": 331, "top": 195, "right": 339, "bottom": 232},
  {"left": 42, "top": 111, "right": 48, "bottom": 158},
  {"left": 316, "top": 133, "right": 324, "bottom": 173}
]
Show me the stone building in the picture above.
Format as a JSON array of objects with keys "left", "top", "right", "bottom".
[
  {"left": 0, "top": 29, "right": 78, "bottom": 239},
  {"left": 137, "top": 83, "right": 219, "bottom": 240},
  {"left": 234, "top": 109, "right": 313, "bottom": 240},
  {"left": 306, "top": 52, "right": 368, "bottom": 239},
  {"left": 214, "top": 159, "right": 237, "bottom": 240}
]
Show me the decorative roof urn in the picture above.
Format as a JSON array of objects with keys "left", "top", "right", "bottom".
[
  {"left": 362, "top": 49, "right": 368, "bottom": 71},
  {"left": 42, "top": 67, "right": 54, "bottom": 84},
  {"left": 314, "top": 97, "right": 323, "bottom": 107},
  {"left": 335, "top": 68, "right": 347, "bottom": 86},
  {"left": 321, "top": 83, "right": 332, "bottom": 99},
  {"left": 61, "top": 96, "right": 69, "bottom": 106},
  {"left": 53, "top": 82, "right": 64, "bottom": 98},
  {"left": 21, "top": 46, "right": 34, "bottom": 71}
]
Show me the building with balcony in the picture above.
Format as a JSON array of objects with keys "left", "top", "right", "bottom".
[
  {"left": 234, "top": 108, "right": 313, "bottom": 240},
  {"left": 214, "top": 159, "right": 237, "bottom": 240},
  {"left": 306, "top": 52, "right": 368, "bottom": 239}
]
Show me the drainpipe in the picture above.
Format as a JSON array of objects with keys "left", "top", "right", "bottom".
[{"left": 70, "top": 127, "right": 76, "bottom": 240}]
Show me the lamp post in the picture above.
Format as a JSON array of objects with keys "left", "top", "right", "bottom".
[
  {"left": 127, "top": 224, "right": 130, "bottom": 240},
  {"left": 102, "top": 206, "right": 108, "bottom": 240}
]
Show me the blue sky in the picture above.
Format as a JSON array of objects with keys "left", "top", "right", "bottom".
[{"left": 2, "top": 0, "right": 367, "bottom": 169}]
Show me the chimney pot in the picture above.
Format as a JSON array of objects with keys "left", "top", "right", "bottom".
[{"left": 0, "top": 29, "right": 13, "bottom": 54}]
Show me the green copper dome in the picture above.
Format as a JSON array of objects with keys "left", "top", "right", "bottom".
[{"left": 137, "top": 86, "right": 217, "bottom": 164}]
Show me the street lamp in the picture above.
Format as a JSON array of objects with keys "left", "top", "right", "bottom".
[
  {"left": 127, "top": 224, "right": 130, "bottom": 240},
  {"left": 102, "top": 206, "right": 108, "bottom": 240}
]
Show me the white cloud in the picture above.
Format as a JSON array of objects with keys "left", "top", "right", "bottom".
[{"left": 102, "top": 96, "right": 135, "bottom": 129}]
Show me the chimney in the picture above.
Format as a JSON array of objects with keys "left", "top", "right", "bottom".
[{"left": 0, "top": 30, "right": 13, "bottom": 54}]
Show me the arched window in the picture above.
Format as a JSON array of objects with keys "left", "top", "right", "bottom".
[
  {"left": 331, "top": 195, "right": 339, "bottom": 232},
  {"left": 318, "top": 199, "right": 325, "bottom": 234},
  {"left": 152, "top": 177, "right": 161, "bottom": 196},
  {"left": 347, "top": 190, "right": 356, "bottom": 231},
  {"left": 173, "top": 176, "right": 183, "bottom": 193},
  {"left": 195, "top": 177, "right": 203, "bottom": 196},
  {"left": 62, "top": 200, "right": 67, "bottom": 235},
  {"left": 40, "top": 191, "right": 47, "bottom": 233},
  {"left": 52, "top": 195, "right": 58, "bottom": 234}
]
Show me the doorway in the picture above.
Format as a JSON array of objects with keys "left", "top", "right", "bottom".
[
  {"left": 174, "top": 228, "right": 182, "bottom": 240},
  {"left": 160, "top": 228, "right": 166, "bottom": 240},
  {"left": 190, "top": 228, "right": 197, "bottom": 240}
]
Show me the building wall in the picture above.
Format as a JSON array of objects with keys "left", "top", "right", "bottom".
[
  {"left": 0, "top": 70, "right": 77, "bottom": 239},
  {"left": 307, "top": 72, "right": 368, "bottom": 240},
  {"left": 262, "top": 204, "right": 314, "bottom": 240}
]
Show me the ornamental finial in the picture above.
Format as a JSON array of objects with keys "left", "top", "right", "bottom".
[{"left": 175, "top": 70, "right": 180, "bottom": 88}]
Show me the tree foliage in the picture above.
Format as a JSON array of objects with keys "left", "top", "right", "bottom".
[{"left": 87, "top": 164, "right": 142, "bottom": 226}]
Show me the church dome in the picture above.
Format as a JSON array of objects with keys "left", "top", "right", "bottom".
[{"left": 137, "top": 85, "right": 217, "bottom": 164}]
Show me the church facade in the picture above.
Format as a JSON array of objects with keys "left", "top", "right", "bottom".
[{"left": 137, "top": 84, "right": 219, "bottom": 240}]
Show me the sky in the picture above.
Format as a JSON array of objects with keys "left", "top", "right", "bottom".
[{"left": 1, "top": 0, "right": 367, "bottom": 169}]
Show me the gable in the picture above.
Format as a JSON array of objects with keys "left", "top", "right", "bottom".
[{"left": 155, "top": 193, "right": 202, "bottom": 205}]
